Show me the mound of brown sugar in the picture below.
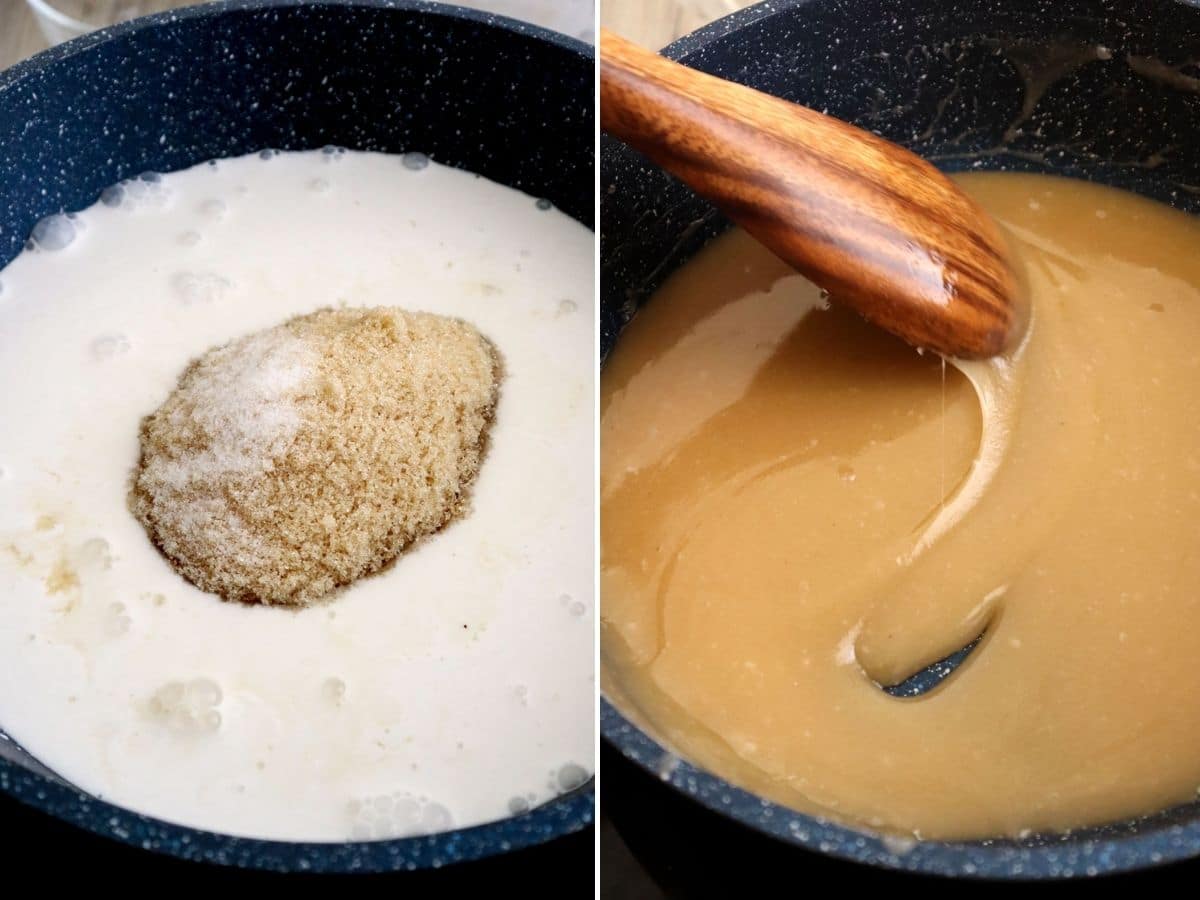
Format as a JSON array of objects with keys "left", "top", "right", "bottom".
[{"left": 130, "top": 307, "right": 501, "bottom": 606}]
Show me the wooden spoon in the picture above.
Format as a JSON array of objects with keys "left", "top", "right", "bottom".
[{"left": 600, "top": 29, "right": 1026, "bottom": 359}]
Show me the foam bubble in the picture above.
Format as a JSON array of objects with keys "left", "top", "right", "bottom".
[
  {"left": 322, "top": 677, "right": 346, "bottom": 705},
  {"left": 157, "top": 681, "right": 184, "bottom": 706},
  {"left": 91, "top": 334, "right": 131, "bottom": 360},
  {"left": 556, "top": 762, "right": 588, "bottom": 792},
  {"left": 104, "top": 602, "right": 132, "bottom": 637},
  {"left": 259, "top": 149, "right": 278, "bottom": 160},
  {"left": 147, "top": 681, "right": 223, "bottom": 734},
  {"left": 569, "top": 600, "right": 587, "bottom": 617},
  {"left": 347, "top": 790, "right": 455, "bottom": 839},
  {"left": 186, "top": 677, "right": 222, "bottom": 707},
  {"left": 147, "top": 677, "right": 223, "bottom": 736},
  {"left": 75, "top": 537, "right": 112, "bottom": 572},
  {"left": 535, "top": 198, "right": 553, "bottom": 211},
  {"left": 420, "top": 803, "right": 452, "bottom": 832},
  {"left": 392, "top": 794, "right": 420, "bottom": 822},
  {"left": 198, "top": 198, "right": 227, "bottom": 220},
  {"left": 507, "top": 796, "right": 530, "bottom": 815},
  {"left": 30, "top": 214, "right": 76, "bottom": 251},
  {"left": 172, "top": 271, "right": 232, "bottom": 305},
  {"left": 100, "top": 184, "right": 126, "bottom": 207},
  {"left": 115, "top": 174, "right": 172, "bottom": 210},
  {"left": 557, "top": 298, "right": 578, "bottom": 316},
  {"left": 402, "top": 152, "right": 430, "bottom": 171},
  {"left": 321, "top": 145, "right": 347, "bottom": 160}
]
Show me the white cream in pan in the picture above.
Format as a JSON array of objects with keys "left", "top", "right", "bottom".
[{"left": 0, "top": 149, "right": 594, "bottom": 841}]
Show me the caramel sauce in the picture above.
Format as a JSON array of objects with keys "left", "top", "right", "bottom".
[{"left": 602, "top": 173, "right": 1200, "bottom": 839}]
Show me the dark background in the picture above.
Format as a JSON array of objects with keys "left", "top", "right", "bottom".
[{"left": 1, "top": 788, "right": 593, "bottom": 890}]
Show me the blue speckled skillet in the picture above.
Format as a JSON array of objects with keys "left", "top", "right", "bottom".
[
  {"left": 0, "top": 0, "right": 592, "bottom": 876},
  {"left": 601, "top": 0, "right": 1200, "bottom": 884}
]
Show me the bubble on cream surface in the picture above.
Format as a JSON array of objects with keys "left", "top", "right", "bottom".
[
  {"left": 0, "top": 149, "right": 594, "bottom": 841},
  {"left": 171, "top": 271, "right": 233, "bottom": 305},
  {"left": 100, "top": 185, "right": 125, "bottom": 208},
  {"left": 198, "top": 198, "right": 228, "bottom": 220},
  {"left": 556, "top": 762, "right": 589, "bottom": 792},
  {"left": 147, "top": 678, "right": 223, "bottom": 736},
  {"left": 75, "top": 537, "right": 112, "bottom": 573},
  {"left": 30, "top": 214, "right": 76, "bottom": 251},
  {"left": 347, "top": 791, "right": 455, "bottom": 840},
  {"left": 90, "top": 334, "right": 131, "bottom": 360},
  {"left": 100, "top": 173, "right": 172, "bottom": 212},
  {"left": 321, "top": 677, "right": 346, "bottom": 705},
  {"left": 104, "top": 602, "right": 132, "bottom": 637}
]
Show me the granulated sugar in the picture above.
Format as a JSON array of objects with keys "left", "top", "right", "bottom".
[{"left": 131, "top": 307, "right": 501, "bottom": 606}]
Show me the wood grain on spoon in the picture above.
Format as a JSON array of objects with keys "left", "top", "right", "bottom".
[{"left": 600, "top": 29, "right": 1026, "bottom": 359}]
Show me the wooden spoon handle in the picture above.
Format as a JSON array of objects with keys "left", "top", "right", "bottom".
[{"left": 600, "top": 29, "right": 1024, "bottom": 359}]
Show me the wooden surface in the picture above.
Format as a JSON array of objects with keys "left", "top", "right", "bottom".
[
  {"left": 600, "top": 0, "right": 755, "bottom": 48},
  {"left": 5, "top": 0, "right": 747, "bottom": 68},
  {"left": 600, "top": 28, "right": 1024, "bottom": 358},
  {"left": 0, "top": 2, "right": 50, "bottom": 69},
  {"left": 1, "top": 2, "right": 193, "bottom": 69}
]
